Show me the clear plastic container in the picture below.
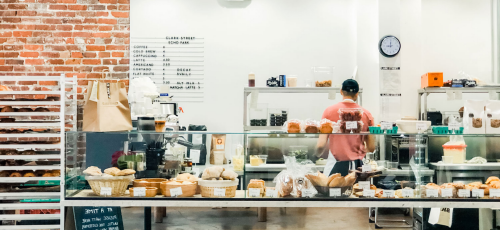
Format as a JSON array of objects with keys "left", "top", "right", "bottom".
[
  {"left": 376, "top": 160, "right": 387, "bottom": 168},
  {"left": 311, "top": 67, "right": 334, "bottom": 87},
  {"left": 250, "top": 155, "right": 268, "bottom": 166},
  {"left": 387, "top": 162, "right": 399, "bottom": 170},
  {"left": 268, "top": 108, "right": 288, "bottom": 127},
  {"left": 339, "top": 108, "right": 364, "bottom": 121},
  {"left": 442, "top": 144, "right": 467, "bottom": 164},
  {"left": 249, "top": 103, "right": 268, "bottom": 126}
]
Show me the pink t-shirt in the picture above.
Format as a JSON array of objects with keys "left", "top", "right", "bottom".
[{"left": 322, "top": 101, "right": 374, "bottom": 161}]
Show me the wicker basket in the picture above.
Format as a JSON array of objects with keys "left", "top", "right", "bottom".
[
  {"left": 86, "top": 175, "right": 134, "bottom": 197},
  {"left": 160, "top": 181, "right": 197, "bottom": 197},
  {"left": 198, "top": 179, "right": 239, "bottom": 198}
]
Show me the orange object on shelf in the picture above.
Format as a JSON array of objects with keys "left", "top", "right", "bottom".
[{"left": 421, "top": 72, "right": 443, "bottom": 88}]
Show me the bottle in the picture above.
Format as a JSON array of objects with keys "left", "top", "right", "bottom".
[{"left": 248, "top": 73, "right": 255, "bottom": 87}]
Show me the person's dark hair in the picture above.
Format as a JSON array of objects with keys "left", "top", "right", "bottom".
[{"left": 342, "top": 90, "right": 357, "bottom": 98}]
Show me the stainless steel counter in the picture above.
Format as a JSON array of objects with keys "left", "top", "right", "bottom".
[
  {"left": 430, "top": 163, "right": 500, "bottom": 184},
  {"left": 430, "top": 163, "right": 500, "bottom": 171}
]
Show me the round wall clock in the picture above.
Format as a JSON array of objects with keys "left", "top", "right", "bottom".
[{"left": 379, "top": 35, "right": 401, "bottom": 58}]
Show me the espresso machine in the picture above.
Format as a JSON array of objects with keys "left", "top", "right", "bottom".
[{"left": 134, "top": 100, "right": 190, "bottom": 179}]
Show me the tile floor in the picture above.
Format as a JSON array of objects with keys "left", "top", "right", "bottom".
[{"left": 121, "top": 207, "right": 412, "bottom": 230}]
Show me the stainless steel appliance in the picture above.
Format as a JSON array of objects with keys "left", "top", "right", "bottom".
[
  {"left": 385, "top": 135, "right": 428, "bottom": 167},
  {"left": 160, "top": 102, "right": 179, "bottom": 116}
]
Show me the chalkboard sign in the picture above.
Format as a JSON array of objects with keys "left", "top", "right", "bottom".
[{"left": 73, "top": 207, "right": 124, "bottom": 230}]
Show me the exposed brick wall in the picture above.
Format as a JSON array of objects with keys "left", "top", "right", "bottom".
[{"left": 0, "top": 0, "right": 130, "bottom": 103}]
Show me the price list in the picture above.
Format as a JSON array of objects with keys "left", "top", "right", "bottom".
[{"left": 131, "top": 36, "right": 205, "bottom": 102}]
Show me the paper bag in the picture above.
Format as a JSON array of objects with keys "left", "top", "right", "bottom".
[
  {"left": 83, "top": 81, "right": 133, "bottom": 131},
  {"left": 428, "top": 207, "right": 453, "bottom": 228}
]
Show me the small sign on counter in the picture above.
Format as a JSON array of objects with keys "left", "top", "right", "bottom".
[
  {"left": 380, "top": 121, "right": 393, "bottom": 130},
  {"left": 363, "top": 190, "right": 375, "bottom": 198},
  {"left": 441, "top": 188, "right": 453, "bottom": 198},
  {"left": 402, "top": 189, "right": 414, "bottom": 198},
  {"left": 302, "top": 189, "right": 314, "bottom": 198},
  {"left": 133, "top": 187, "right": 146, "bottom": 197},
  {"left": 346, "top": 121, "right": 357, "bottom": 130},
  {"left": 214, "top": 188, "right": 226, "bottom": 197},
  {"left": 359, "top": 181, "right": 371, "bottom": 190},
  {"left": 383, "top": 190, "right": 395, "bottom": 198},
  {"left": 329, "top": 188, "right": 341, "bottom": 197},
  {"left": 361, "top": 165, "right": 372, "bottom": 172},
  {"left": 490, "top": 189, "right": 500, "bottom": 198},
  {"left": 426, "top": 189, "right": 439, "bottom": 198},
  {"left": 170, "top": 187, "right": 183, "bottom": 197},
  {"left": 458, "top": 189, "right": 470, "bottom": 198},
  {"left": 249, "top": 188, "right": 261, "bottom": 198},
  {"left": 471, "top": 189, "right": 484, "bottom": 198},
  {"left": 100, "top": 187, "right": 112, "bottom": 196},
  {"left": 265, "top": 189, "right": 278, "bottom": 198}
]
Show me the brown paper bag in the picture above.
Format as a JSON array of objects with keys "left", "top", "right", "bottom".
[
  {"left": 83, "top": 80, "right": 133, "bottom": 131},
  {"left": 210, "top": 134, "right": 227, "bottom": 164}
]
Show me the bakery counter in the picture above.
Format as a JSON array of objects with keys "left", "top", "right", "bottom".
[{"left": 63, "top": 189, "right": 500, "bottom": 208}]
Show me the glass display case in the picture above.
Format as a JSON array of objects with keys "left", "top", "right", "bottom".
[{"left": 64, "top": 131, "right": 500, "bottom": 208}]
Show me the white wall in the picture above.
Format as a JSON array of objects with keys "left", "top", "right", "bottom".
[
  {"left": 132, "top": 0, "right": 358, "bottom": 131},
  {"left": 355, "top": 0, "right": 380, "bottom": 122},
  {"left": 400, "top": 0, "right": 493, "bottom": 118},
  {"left": 132, "top": 0, "right": 495, "bottom": 129}
]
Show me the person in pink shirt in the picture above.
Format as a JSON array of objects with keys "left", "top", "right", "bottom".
[{"left": 316, "top": 79, "right": 375, "bottom": 176}]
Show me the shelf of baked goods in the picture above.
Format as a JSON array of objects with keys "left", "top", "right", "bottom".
[
  {"left": 0, "top": 144, "right": 61, "bottom": 149},
  {"left": 0, "top": 165, "right": 60, "bottom": 171},
  {"left": 0, "top": 203, "right": 61, "bottom": 210},
  {"left": 0, "top": 177, "right": 60, "bottom": 183},
  {"left": 62, "top": 166, "right": 500, "bottom": 209},
  {"left": 0, "top": 214, "right": 60, "bottom": 221},
  {"left": 0, "top": 192, "right": 60, "bottom": 199},
  {"left": 0, "top": 101, "right": 64, "bottom": 106},
  {"left": 0, "top": 122, "right": 61, "bottom": 127},
  {"left": 0, "top": 155, "right": 60, "bottom": 160},
  {"left": 0, "top": 133, "right": 61, "bottom": 138},
  {"left": 0, "top": 91, "right": 62, "bottom": 95},
  {"left": 1, "top": 225, "right": 61, "bottom": 230},
  {"left": 0, "top": 112, "right": 61, "bottom": 116}
]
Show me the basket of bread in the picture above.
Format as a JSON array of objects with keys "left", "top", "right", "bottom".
[
  {"left": 161, "top": 173, "right": 198, "bottom": 197},
  {"left": 83, "top": 166, "right": 135, "bottom": 197},
  {"left": 133, "top": 178, "right": 167, "bottom": 195},
  {"left": 198, "top": 166, "right": 239, "bottom": 198},
  {"left": 306, "top": 171, "right": 356, "bottom": 197}
]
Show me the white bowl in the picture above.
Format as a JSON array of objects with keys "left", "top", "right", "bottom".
[{"left": 395, "top": 120, "right": 431, "bottom": 133}]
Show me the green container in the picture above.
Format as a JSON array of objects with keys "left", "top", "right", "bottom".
[
  {"left": 386, "top": 126, "right": 399, "bottom": 134},
  {"left": 432, "top": 126, "right": 449, "bottom": 134},
  {"left": 22, "top": 180, "right": 60, "bottom": 187},
  {"left": 432, "top": 126, "right": 464, "bottom": 134},
  {"left": 20, "top": 198, "right": 60, "bottom": 203},
  {"left": 369, "top": 126, "right": 384, "bottom": 134}
]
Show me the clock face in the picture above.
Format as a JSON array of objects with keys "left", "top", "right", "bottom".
[{"left": 379, "top": 35, "right": 401, "bottom": 57}]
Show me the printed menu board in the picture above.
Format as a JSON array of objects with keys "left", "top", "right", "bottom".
[{"left": 131, "top": 36, "right": 205, "bottom": 102}]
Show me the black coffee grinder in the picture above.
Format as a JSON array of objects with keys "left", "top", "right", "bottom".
[{"left": 137, "top": 116, "right": 165, "bottom": 178}]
